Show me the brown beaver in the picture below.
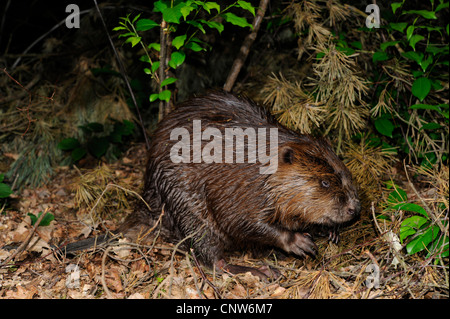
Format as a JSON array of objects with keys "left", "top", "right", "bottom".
[{"left": 112, "top": 91, "right": 361, "bottom": 278}]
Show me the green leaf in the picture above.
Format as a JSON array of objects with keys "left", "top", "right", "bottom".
[
  {"left": 188, "top": 20, "right": 206, "bottom": 33},
  {"left": 436, "top": 2, "right": 449, "bottom": 12},
  {"left": 391, "top": 2, "right": 403, "bottom": 14},
  {"left": 125, "top": 36, "right": 142, "bottom": 47},
  {"left": 185, "top": 40, "right": 205, "bottom": 52},
  {"left": 121, "top": 120, "right": 134, "bottom": 135},
  {"left": 160, "top": 3, "right": 186, "bottom": 24},
  {"left": 110, "top": 120, "right": 134, "bottom": 143},
  {"left": 136, "top": 19, "right": 159, "bottom": 31},
  {"left": 112, "top": 26, "right": 127, "bottom": 31},
  {"left": 387, "top": 187, "right": 408, "bottom": 204},
  {"left": 420, "top": 122, "right": 442, "bottom": 130},
  {"left": 426, "top": 45, "right": 448, "bottom": 56},
  {"left": 148, "top": 42, "right": 161, "bottom": 52},
  {"left": 406, "top": 25, "right": 415, "bottom": 40},
  {"left": 172, "top": 35, "right": 187, "bottom": 50},
  {"left": 418, "top": 55, "right": 433, "bottom": 72},
  {"left": 200, "top": 20, "right": 224, "bottom": 33},
  {"left": 86, "top": 122, "right": 104, "bottom": 133},
  {"left": 152, "top": 61, "right": 160, "bottom": 73},
  {"left": 406, "top": 225, "right": 440, "bottom": 255},
  {"left": 0, "top": 173, "right": 4, "bottom": 183},
  {"left": 180, "top": 4, "right": 196, "bottom": 20},
  {"left": 374, "top": 118, "right": 395, "bottom": 137},
  {"left": 140, "top": 55, "right": 150, "bottom": 63},
  {"left": 389, "top": 22, "right": 408, "bottom": 33},
  {"left": 132, "top": 13, "right": 142, "bottom": 24},
  {"left": 409, "top": 103, "right": 441, "bottom": 112},
  {"left": 149, "top": 93, "right": 160, "bottom": 102},
  {"left": 394, "top": 203, "right": 428, "bottom": 217},
  {"left": 28, "top": 212, "right": 55, "bottom": 227},
  {"left": 412, "top": 77, "right": 431, "bottom": 101},
  {"left": 222, "top": 12, "right": 252, "bottom": 28},
  {"left": 58, "top": 138, "right": 80, "bottom": 151},
  {"left": 401, "top": 51, "right": 423, "bottom": 64},
  {"left": 350, "top": 41, "right": 362, "bottom": 50},
  {"left": 0, "top": 182, "right": 12, "bottom": 198},
  {"left": 203, "top": 2, "right": 220, "bottom": 14},
  {"left": 118, "top": 31, "right": 135, "bottom": 39},
  {"left": 372, "top": 51, "right": 390, "bottom": 63},
  {"left": 428, "top": 235, "right": 449, "bottom": 258},
  {"left": 380, "top": 41, "right": 400, "bottom": 51},
  {"left": 160, "top": 77, "right": 178, "bottom": 87},
  {"left": 237, "top": 0, "right": 256, "bottom": 16},
  {"left": 87, "top": 137, "right": 109, "bottom": 158},
  {"left": 71, "top": 147, "right": 87, "bottom": 162},
  {"left": 159, "top": 90, "right": 171, "bottom": 102},
  {"left": 400, "top": 215, "right": 428, "bottom": 242},
  {"left": 409, "top": 34, "right": 424, "bottom": 50},
  {"left": 402, "top": 10, "right": 437, "bottom": 19},
  {"left": 168, "top": 51, "right": 185, "bottom": 69}
]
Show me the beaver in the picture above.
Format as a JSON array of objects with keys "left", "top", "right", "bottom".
[{"left": 110, "top": 91, "right": 361, "bottom": 278}]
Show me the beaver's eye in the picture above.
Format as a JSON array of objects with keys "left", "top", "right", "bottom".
[
  {"left": 321, "top": 180, "right": 330, "bottom": 188},
  {"left": 281, "top": 147, "right": 294, "bottom": 164}
]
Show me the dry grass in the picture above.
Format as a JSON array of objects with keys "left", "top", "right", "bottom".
[{"left": 72, "top": 164, "right": 133, "bottom": 226}]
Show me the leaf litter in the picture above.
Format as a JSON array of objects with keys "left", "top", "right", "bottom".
[{"left": 0, "top": 145, "right": 448, "bottom": 299}]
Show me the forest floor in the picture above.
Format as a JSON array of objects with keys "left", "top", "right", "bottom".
[{"left": 0, "top": 144, "right": 447, "bottom": 299}]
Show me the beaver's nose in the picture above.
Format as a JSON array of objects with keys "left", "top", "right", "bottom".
[{"left": 347, "top": 201, "right": 361, "bottom": 216}]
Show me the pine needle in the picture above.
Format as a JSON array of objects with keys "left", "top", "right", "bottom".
[{"left": 261, "top": 73, "right": 326, "bottom": 134}]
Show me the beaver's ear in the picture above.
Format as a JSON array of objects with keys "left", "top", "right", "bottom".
[{"left": 281, "top": 146, "right": 294, "bottom": 164}]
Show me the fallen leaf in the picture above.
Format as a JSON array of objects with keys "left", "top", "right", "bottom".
[
  {"left": 11, "top": 221, "right": 29, "bottom": 242},
  {"left": 106, "top": 268, "right": 123, "bottom": 293},
  {"left": 5, "top": 284, "right": 37, "bottom": 299},
  {"left": 271, "top": 285, "right": 286, "bottom": 297}
]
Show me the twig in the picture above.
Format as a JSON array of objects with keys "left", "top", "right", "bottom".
[
  {"left": 185, "top": 251, "right": 204, "bottom": 299},
  {"left": 101, "top": 246, "right": 114, "bottom": 299},
  {"left": 158, "top": 19, "right": 169, "bottom": 121},
  {"left": 223, "top": 0, "right": 269, "bottom": 92},
  {"left": 0, "top": 208, "right": 49, "bottom": 267},
  {"left": 190, "top": 248, "right": 222, "bottom": 299}
]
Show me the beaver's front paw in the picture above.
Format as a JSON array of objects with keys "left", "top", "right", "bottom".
[{"left": 288, "top": 232, "right": 317, "bottom": 258}]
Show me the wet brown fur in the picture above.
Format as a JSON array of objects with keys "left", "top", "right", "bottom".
[{"left": 119, "top": 92, "right": 361, "bottom": 270}]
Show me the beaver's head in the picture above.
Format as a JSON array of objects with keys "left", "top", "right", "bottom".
[{"left": 265, "top": 137, "right": 361, "bottom": 231}]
